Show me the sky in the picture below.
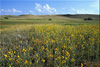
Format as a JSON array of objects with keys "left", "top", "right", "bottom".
[{"left": 0, "top": 0, "right": 99, "bottom": 15}]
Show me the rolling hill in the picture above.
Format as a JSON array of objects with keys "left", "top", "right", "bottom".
[{"left": 0, "top": 14, "right": 99, "bottom": 20}]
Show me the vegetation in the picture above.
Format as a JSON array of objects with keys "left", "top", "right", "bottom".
[
  {"left": 48, "top": 19, "right": 52, "bottom": 21},
  {"left": 84, "top": 17, "right": 93, "bottom": 20},
  {"left": 88, "top": 17, "right": 93, "bottom": 20},
  {"left": 4, "top": 17, "right": 9, "bottom": 19},
  {"left": 0, "top": 15, "right": 100, "bottom": 67},
  {"left": 84, "top": 18, "right": 88, "bottom": 20}
]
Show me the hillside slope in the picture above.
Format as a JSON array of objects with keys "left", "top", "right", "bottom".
[
  {"left": 0, "top": 14, "right": 99, "bottom": 20},
  {"left": 59, "top": 14, "right": 99, "bottom": 19}
]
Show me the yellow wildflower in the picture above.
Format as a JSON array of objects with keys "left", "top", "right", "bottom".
[
  {"left": 24, "top": 60, "right": 28, "bottom": 64},
  {"left": 62, "top": 56, "right": 64, "bottom": 59},
  {"left": 26, "top": 40, "right": 28, "bottom": 42},
  {"left": 9, "top": 65, "right": 11, "bottom": 67},
  {"left": 28, "top": 47, "right": 31, "bottom": 50},
  {"left": 20, "top": 41, "right": 22, "bottom": 43},
  {"left": 22, "top": 49, "right": 26, "bottom": 52},
  {"left": 4, "top": 54, "right": 7, "bottom": 58},
  {"left": 35, "top": 55, "right": 38, "bottom": 57},
  {"left": 46, "top": 48, "right": 49, "bottom": 52},
  {"left": 34, "top": 51, "right": 36, "bottom": 54},
  {"left": 15, "top": 47, "right": 18, "bottom": 49},
  {"left": 51, "top": 39, "right": 55, "bottom": 43},
  {"left": 73, "top": 54, "right": 75, "bottom": 56},
  {"left": 14, "top": 51, "right": 16, "bottom": 54},
  {"left": 30, "top": 62, "right": 32, "bottom": 64},
  {"left": 15, "top": 60, "right": 19, "bottom": 63},
  {"left": 66, "top": 51, "right": 70, "bottom": 57},
  {"left": 35, "top": 60, "right": 38, "bottom": 63},
  {"left": 16, "top": 55, "right": 20, "bottom": 58},
  {"left": 65, "top": 57, "right": 68, "bottom": 60},
  {"left": 41, "top": 59, "right": 45, "bottom": 63},
  {"left": 62, "top": 45, "right": 66, "bottom": 49},
  {"left": 71, "top": 34, "right": 74, "bottom": 37},
  {"left": 55, "top": 58, "right": 58, "bottom": 60},
  {"left": 13, "top": 58, "right": 15, "bottom": 60},
  {"left": 81, "top": 63, "right": 83, "bottom": 67},
  {"left": 9, "top": 58, "right": 11, "bottom": 60},
  {"left": 96, "top": 63, "right": 100, "bottom": 66},
  {"left": 50, "top": 54, "right": 53, "bottom": 58},
  {"left": 1, "top": 51, "right": 3, "bottom": 55},
  {"left": 58, "top": 56, "right": 61, "bottom": 59},
  {"left": 34, "top": 43, "right": 36, "bottom": 45},
  {"left": 58, "top": 52, "right": 61, "bottom": 55},
  {"left": 62, "top": 60, "right": 66, "bottom": 64},
  {"left": 9, "top": 63, "right": 12, "bottom": 67},
  {"left": 41, "top": 46, "right": 44, "bottom": 50},
  {"left": 62, "top": 50, "right": 64, "bottom": 53},
  {"left": 8, "top": 51, "right": 11, "bottom": 54},
  {"left": 69, "top": 47, "right": 71, "bottom": 50},
  {"left": 71, "top": 58, "right": 75, "bottom": 62},
  {"left": 39, "top": 49, "right": 41, "bottom": 52},
  {"left": 55, "top": 48, "right": 58, "bottom": 51}
]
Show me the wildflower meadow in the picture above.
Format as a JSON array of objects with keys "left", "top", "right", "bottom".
[{"left": 0, "top": 24, "right": 99, "bottom": 67}]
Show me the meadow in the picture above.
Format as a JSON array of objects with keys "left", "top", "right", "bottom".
[{"left": 0, "top": 15, "right": 100, "bottom": 67}]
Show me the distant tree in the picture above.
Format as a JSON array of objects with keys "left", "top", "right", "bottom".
[
  {"left": 84, "top": 17, "right": 93, "bottom": 20},
  {"left": 4, "top": 17, "right": 8, "bottom": 19},
  {"left": 48, "top": 19, "right": 52, "bottom": 21},
  {"left": 84, "top": 18, "right": 88, "bottom": 20},
  {"left": 88, "top": 17, "right": 93, "bottom": 20}
]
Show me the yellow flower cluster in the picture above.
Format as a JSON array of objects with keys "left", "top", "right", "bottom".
[{"left": 0, "top": 24, "right": 99, "bottom": 67}]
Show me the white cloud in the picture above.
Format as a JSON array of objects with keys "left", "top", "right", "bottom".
[
  {"left": 89, "top": 0, "right": 99, "bottom": 10},
  {"left": 35, "top": 3, "right": 42, "bottom": 12},
  {"left": 35, "top": 3, "right": 57, "bottom": 14},
  {"left": 12, "top": 9, "right": 22, "bottom": 13},
  {"left": 0, "top": 9, "right": 22, "bottom": 15},
  {"left": 70, "top": 0, "right": 99, "bottom": 14},
  {"left": 29, "top": 10, "right": 35, "bottom": 14},
  {"left": 71, "top": 8, "right": 94, "bottom": 14}
]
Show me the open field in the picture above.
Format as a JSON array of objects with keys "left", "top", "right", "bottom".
[
  {"left": 0, "top": 18, "right": 99, "bottom": 29},
  {"left": 0, "top": 15, "right": 100, "bottom": 67}
]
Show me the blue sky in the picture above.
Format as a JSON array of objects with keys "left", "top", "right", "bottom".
[{"left": 0, "top": 0, "right": 99, "bottom": 15}]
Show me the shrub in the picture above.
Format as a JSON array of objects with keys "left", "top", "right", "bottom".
[
  {"left": 88, "top": 17, "right": 93, "bottom": 20},
  {"left": 4, "top": 17, "right": 8, "bottom": 19},
  {"left": 84, "top": 18, "right": 88, "bottom": 20},
  {"left": 48, "top": 19, "right": 52, "bottom": 21},
  {"left": 84, "top": 17, "right": 93, "bottom": 20}
]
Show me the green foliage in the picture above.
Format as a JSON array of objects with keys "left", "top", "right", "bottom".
[
  {"left": 48, "top": 18, "right": 52, "bottom": 21},
  {"left": 84, "top": 18, "right": 88, "bottom": 20},
  {"left": 84, "top": 17, "right": 93, "bottom": 20},
  {"left": 88, "top": 17, "right": 93, "bottom": 20},
  {"left": 4, "top": 17, "right": 9, "bottom": 19}
]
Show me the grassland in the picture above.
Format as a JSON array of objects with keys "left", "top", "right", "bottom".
[{"left": 0, "top": 15, "right": 100, "bottom": 67}]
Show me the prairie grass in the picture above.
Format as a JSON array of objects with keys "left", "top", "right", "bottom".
[{"left": 0, "top": 24, "right": 99, "bottom": 67}]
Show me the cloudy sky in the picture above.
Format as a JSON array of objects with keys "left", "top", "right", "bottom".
[{"left": 0, "top": 0, "right": 99, "bottom": 15}]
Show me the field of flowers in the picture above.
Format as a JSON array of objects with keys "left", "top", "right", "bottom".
[{"left": 0, "top": 24, "right": 100, "bottom": 67}]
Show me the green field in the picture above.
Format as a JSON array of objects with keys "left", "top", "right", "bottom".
[
  {"left": 0, "top": 15, "right": 100, "bottom": 67},
  {"left": 0, "top": 18, "right": 99, "bottom": 29}
]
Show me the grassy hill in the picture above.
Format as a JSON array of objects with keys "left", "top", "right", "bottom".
[
  {"left": 0, "top": 14, "right": 99, "bottom": 20},
  {"left": 59, "top": 14, "right": 99, "bottom": 20},
  {"left": 0, "top": 14, "right": 99, "bottom": 29},
  {"left": 0, "top": 15, "right": 70, "bottom": 20}
]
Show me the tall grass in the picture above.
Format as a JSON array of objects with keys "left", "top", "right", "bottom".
[{"left": 0, "top": 24, "right": 99, "bottom": 67}]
